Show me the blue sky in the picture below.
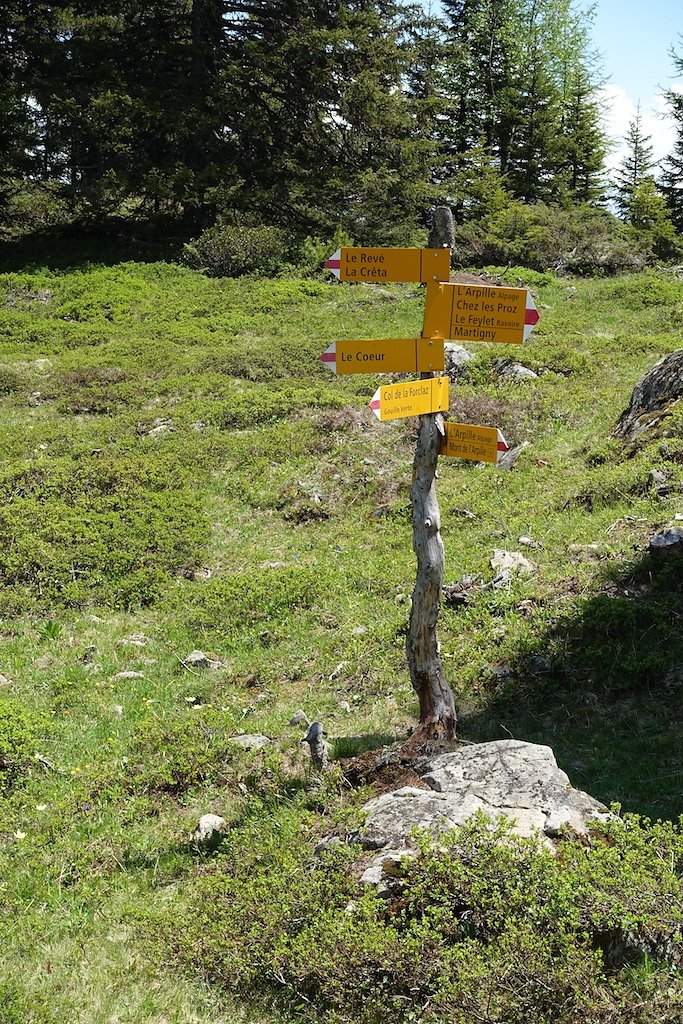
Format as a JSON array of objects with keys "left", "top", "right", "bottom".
[{"left": 591, "top": 0, "right": 683, "bottom": 170}]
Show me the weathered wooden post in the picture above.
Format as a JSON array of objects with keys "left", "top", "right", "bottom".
[{"left": 406, "top": 206, "right": 457, "bottom": 742}]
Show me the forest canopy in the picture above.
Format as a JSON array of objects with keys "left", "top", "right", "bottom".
[{"left": 1, "top": 1, "right": 683, "bottom": 267}]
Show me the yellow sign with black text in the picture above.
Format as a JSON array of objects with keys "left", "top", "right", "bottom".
[
  {"left": 439, "top": 421, "right": 508, "bottom": 463},
  {"left": 423, "top": 281, "right": 539, "bottom": 345},
  {"left": 369, "top": 376, "right": 449, "bottom": 421},
  {"left": 325, "top": 247, "right": 451, "bottom": 284},
  {"left": 320, "top": 337, "right": 444, "bottom": 375}
]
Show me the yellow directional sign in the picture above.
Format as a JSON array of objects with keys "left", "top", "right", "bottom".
[
  {"left": 439, "top": 421, "right": 509, "bottom": 463},
  {"left": 422, "top": 281, "right": 540, "bottom": 345},
  {"left": 325, "top": 247, "right": 451, "bottom": 284},
  {"left": 321, "top": 337, "right": 444, "bottom": 375},
  {"left": 369, "top": 376, "right": 449, "bottom": 421}
]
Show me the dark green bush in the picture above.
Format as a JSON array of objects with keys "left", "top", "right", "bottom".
[
  {"left": 183, "top": 224, "right": 292, "bottom": 278},
  {"left": 0, "top": 702, "right": 37, "bottom": 790},
  {"left": 173, "top": 812, "right": 683, "bottom": 1024},
  {"left": 455, "top": 202, "right": 646, "bottom": 276},
  {"left": 0, "top": 365, "right": 24, "bottom": 394},
  {"left": 0, "top": 454, "right": 209, "bottom": 608}
]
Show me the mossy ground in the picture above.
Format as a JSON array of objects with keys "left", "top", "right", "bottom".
[{"left": 0, "top": 253, "right": 682, "bottom": 1022}]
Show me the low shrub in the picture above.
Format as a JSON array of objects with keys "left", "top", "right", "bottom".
[
  {"left": 0, "top": 365, "right": 24, "bottom": 394},
  {"left": 0, "top": 702, "right": 37, "bottom": 790},
  {"left": 172, "top": 812, "right": 683, "bottom": 1024},
  {"left": 130, "top": 708, "right": 239, "bottom": 794},
  {"left": 172, "top": 565, "right": 322, "bottom": 641},
  {"left": 183, "top": 224, "right": 291, "bottom": 278},
  {"left": 0, "top": 454, "right": 209, "bottom": 608},
  {"left": 455, "top": 202, "right": 646, "bottom": 276},
  {"left": 601, "top": 271, "right": 683, "bottom": 310}
]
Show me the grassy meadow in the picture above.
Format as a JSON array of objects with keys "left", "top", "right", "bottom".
[{"left": 0, "top": 250, "right": 682, "bottom": 1022}]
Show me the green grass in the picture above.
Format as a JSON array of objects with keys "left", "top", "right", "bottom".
[{"left": 0, "top": 255, "right": 682, "bottom": 1021}]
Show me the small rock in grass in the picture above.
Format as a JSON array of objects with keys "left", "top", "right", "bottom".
[
  {"left": 443, "top": 574, "right": 482, "bottom": 606},
  {"left": 193, "top": 813, "right": 227, "bottom": 847},
  {"left": 113, "top": 704, "right": 124, "bottom": 717},
  {"left": 359, "top": 862, "right": 390, "bottom": 896},
  {"left": 650, "top": 527, "right": 683, "bottom": 558},
  {"left": 329, "top": 661, "right": 347, "bottom": 681},
  {"left": 289, "top": 710, "right": 309, "bottom": 726},
  {"left": 229, "top": 734, "right": 272, "bottom": 750},
  {"left": 0, "top": 674, "right": 12, "bottom": 688},
  {"left": 518, "top": 535, "right": 540, "bottom": 548},
  {"left": 112, "top": 670, "right": 145, "bottom": 680},
  {"left": 495, "top": 360, "right": 538, "bottom": 381},
  {"left": 119, "top": 633, "right": 148, "bottom": 647},
  {"left": 185, "top": 650, "right": 223, "bottom": 670},
  {"left": 490, "top": 569, "right": 513, "bottom": 589},
  {"left": 491, "top": 550, "right": 533, "bottom": 574},
  {"left": 647, "top": 468, "right": 671, "bottom": 495},
  {"left": 351, "top": 626, "right": 368, "bottom": 636},
  {"left": 145, "top": 417, "right": 175, "bottom": 438},
  {"left": 444, "top": 343, "right": 474, "bottom": 377},
  {"left": 190, "top": 421, "right": 210, "bottom": 432},
  {"left": 497, "top": 442, "right": 529, "bottom": 471},
  {"left": 337, "top": 700, "right": 351, "bottom": 714},
  {"left": 185, "top": 650, "right": 211, "bottom": 670}
]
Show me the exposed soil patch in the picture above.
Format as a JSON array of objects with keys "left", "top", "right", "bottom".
[{"left": 341, "top": 747, "right": 431, "bottom": 793}]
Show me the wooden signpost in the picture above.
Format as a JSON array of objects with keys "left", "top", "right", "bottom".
[{"left": 322, "top": 213, "right": 540, "bottom": 743}]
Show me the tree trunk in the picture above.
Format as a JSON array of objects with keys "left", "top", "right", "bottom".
[
  {"left": 406, "top": 413, "right": 457, "bottom": 739},
  {"left": 405, "top": 205, "right": 457, "bottom": 742}
]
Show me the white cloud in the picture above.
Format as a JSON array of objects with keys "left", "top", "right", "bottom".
[{"left": 599, "top": 82, "right": 679, "bottom": 176}]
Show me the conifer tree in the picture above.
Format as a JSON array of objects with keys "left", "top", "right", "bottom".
[
  {"left": 438, "top": 0, "right": 606, "bottom": 212},
  {"left": 660, "top": 41, "right": 683, "bottom": 229},
  {"left": 613, "top": 104, "right": 656, "bottom": 218}
]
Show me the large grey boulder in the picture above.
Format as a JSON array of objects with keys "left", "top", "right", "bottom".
[
  {"left": 359, "top": 741, "right": 610, "bottom": 874},
  {"left": 615, "top": 349, "right": 683, "bottom": 443}
]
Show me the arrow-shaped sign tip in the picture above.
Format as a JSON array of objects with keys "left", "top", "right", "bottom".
[
  {"left": 497, "top": 429, "right": 509, "bottom": 456},
  {"left": 369, "top": 388, "right": 381, "bottom": 420},
  {"left": 324, "top": 249, "right": 341, "bottom": 278},
  {"left": 320, "top": 343, "right": 336, "bottom": 372}
]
